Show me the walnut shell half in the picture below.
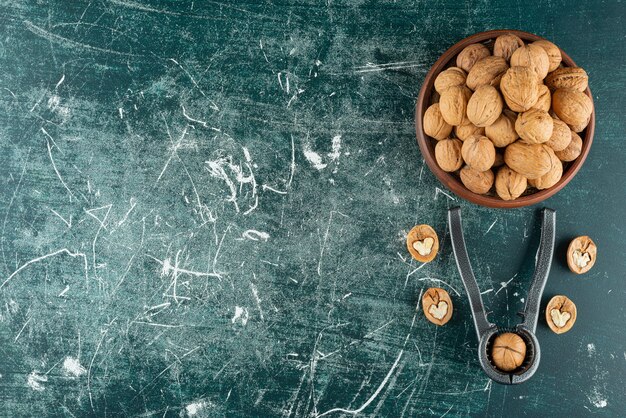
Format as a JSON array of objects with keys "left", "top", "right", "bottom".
[
  {"left": 407, "top": 224, "right": 439, "bottom": 263},
  {"left": 546, "top": 295, "right": 577, "bottom": 334},
  {"left": 567, "top": 235, "right": 597, "bottom": 274},
  {"left": 422, "top": 287, "right": 453, "bottom": 326}
]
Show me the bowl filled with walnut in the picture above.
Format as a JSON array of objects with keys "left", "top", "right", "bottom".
[{"left": 415, "top": 30, "right": 595, "bottom": 208}]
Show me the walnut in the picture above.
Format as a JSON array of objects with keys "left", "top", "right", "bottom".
[
  {"left": 546, "top": 295, "right": 577, "bottom": 334},
  {"left": 545, "top": 67, "right": 589, "bottom": 92},
  {"left": 503, "top": 142, "right": 554, "bottom": 179},
  {"left": 510, "top": 44, "right": 550, "bottom": 80},
  {"left": 407, "top": 224, "right": 439, "bottom": 263},
  {"left": 456, "top": 43, "right": 490, "bottom": 72},
  {"left": 466, "top": 56, "right": 509, "bottom": 91},
  {"left": 466, "top": 85, "right": 503, "bottom": 127},
  {"left": 515, "top": 109, "right": 554, "bottom": 144},
  {"left": 567, "top": 236, "right": 597, "bottom": 274},
  {"left": 552, "top": 88, "right": 593, "bottom": 132},
  {"left": 499, "top": 66, "right": 540, "bottom": 112},
  {"left": 422, "top": 287, "right": 453, "bottom": 326},
  {"left": 528, "top": 148, "right": 562, "bottom": 189},
  {"left": 461, "top": 135, "right": 495, "bottom": 171},
  {"left": 532, "top": 84, "right": 551, "bottom": 112},
  {"left": 485, "top": 109, "right": 518, "bottom": 147},
  {"left": 491, "top": 332, "right": 526, "bottom": 371},
  {"left": 495, "top": 166, "right": 527, "bottom": 200},
  {"left": 554, "top": 130, "right": 583, "bottom": 162},
  {"left": 434, "top": 67, "right": 467, "bottom": 94},
  {"left": 532, "top": 40, "right": 562, "bottom": 72},
  {"left": 545, "top": 119, "right": 572, "bottom": 152},
  {"left": 435, "top": 138, "right": 463, "bottom": 172},
  {"left": 460, "top": 165, "right": 494, "bottom": 194},
  {"left": 423, "top": 103, "right": 453, "bottom": 140},
  {"left": 454, "top": 123, "right": 484, "bottom": 141},
  {"left": 439, "top": 85, "right": 472, "bottom": 126},
  {"left": 493, "top": 33, "right": 524, "bottom": 61}
]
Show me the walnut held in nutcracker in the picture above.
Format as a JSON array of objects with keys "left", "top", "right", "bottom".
[
  {"left": 500, "top": 66, "right": 540, "bottom": 112},
  {"left": 406, "top": 224, "right": 439, "bottom": 263},
  {"left": 503, "top": 142, "right": 554, "bottom": 179},
  {"left": 460, "top": 165, "right": 494, "bottom": 194},
  {"left": 515, "top": 109, "right": 554, "bottom": 144},
  {"left": 456, "top": 43, "right": 490, "bottom": 72},
  {"left": 423, "top": 103, "right": 453, "bottom": 140},
  {"left": 461, "top": 135, "right": 495, "bottom": 171},
  {"left": 567, "top": 236, "right": 597, "bottom": 274},
  {"left": 493, "top": 33, "right": 524, "bottom": 62},
  {"left": 422, "top": 287, "right": 453, "bottom": 326},
  {"left": 454, "top": 123, "right": 484, "bottom": 141},
  {"left": 528, "top": 149, "right": 562, "bottom": 190},
  {"left": 467, "top": 85, "right": 503, "bottom": 127},
  {"left": 545, "top": 119, "right": 572, "bottom": 152},
  {"left": 466, "top": 56, "right": 509, "bottom": 91},
  {"left": 491, "top": 332, "right": 526, "bottom": 372},
  {"left": 532, "top": 84, "right": 551, "bottom": 112},
  {"left": 555, "top": 130, "right": 582, "bottom": 162},
  {"left": 510, "top": 44, "right": 550, "bottom": 80},
  {"left": 532, "top": 40, "right": 562, "bottom": 72},
  {"left": 435, "top": 138, "right": 463, "bottom": 172},
  {"left": 434, "top": 67, "right": 467, "bottom": 94},
  {"left": 439, "top": 85, "right": 472, "bottom": 126},
  {"left": 545, "top": 67, "right": 588, "bottom": 92},
  {"left": 552, "top": 88, "right": 593, "bottom": 132},
  {"left": 546, "top": 295, "right": 577, "bottom": 334},
  {"left": 485, "top": 110, "right": 518, "bottom": 147},
  {"left": 495, "top": 166, "right": 527, "bottom": 200}
]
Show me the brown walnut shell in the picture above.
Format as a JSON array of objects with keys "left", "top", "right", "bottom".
[
  {"left": 460, "top": 165, "right": 494, "bottom": 194},
  {"left": 423, "top": 103, "right": 453, "bottom": 140},
  {"left": 495, "top": 166, "right": 527, "bottom": 201},
  {"left": 528, "top": 149, "right": 562, "bottom": 190},
  {"left": 567, "top": 236, "right": 597, "bottom": 274},
  {"left": 485, "top": 109, "right": 518, "bottom": 147},
  {"left": 554, "top": 130, "right": 582, "bottom": 162},
  {"left": 504, "top": 142, "right": 554, "bottom": 179},
  {"left": 439, "top": 85, "right": 472, "bottom": 126},
  {"left": 546, "top": 295, "right": 577, "bottom": 334},
  {"left": 456, "top": 43, "right": 490, "bottom": 72},
  {"left": 510, "top": 44, "right": 550, "bottom": 80},
  {"left": 434, "top": 67, "right": 467, "bottom": 94},
  {"left": 551, "top": 88, "right": 593, "bottom": 133},
  {"left": 515, "top": 109, "right": 554, "bottom": 144},
  {"left": 532, "top": 40, "right": 562, "bottom": 72},
  {"left": 532, "top": 84, "right": 551, "bottom": 112},
  {"left": 407, "top": 224, "right": 439, "bottom": 263},
  {"left": 466, "top": 56, "right": 509, "bottom": 91},
  {"left": 545, "top": 119, "right": 572, "bottom": 152},
  {"left": 491, "top": 332, "right": 526, "bottom": 372},
  {"left": 500, "top": 66, "right": 540, "bottom": 112},
  {"left": 493, "top": 33, "right": 524, "bottom": 61},
  {"left": 435, "top": 138, "right": 463, "bottom": 172},
  {"left": 467, "top": 85, "right": 503, "bottom": 127},
  {"left": 422, "top": 287, "right": 453, "bottom": 326},
  {"left": 461, "top": 135, "right": 496, "bottom": 172},
  {"left": 454, "top": 123, "right": 484, "bottom": 141},
  {"left": 545, "top": 67, "right": 588, "bottom": 92}
]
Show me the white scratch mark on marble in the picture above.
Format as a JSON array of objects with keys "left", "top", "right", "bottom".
[
  {"left": 328, "top": 135, "right": 342, "bottom": 161},
  {"left": 242, "top": 230, "right": 269, "bottom": 241},
  {"left": 303, "top": 142, "right": 327, "bottom": 171},
  {"left": 250, "top": 279, "right": 264, "bottom": 321},
  {"left": 417, "top": 277, "right": 461, "bottom": 296},
  {"left": 480, "top": 289, "right": 493, "bottom": 295},
  {"left": 354, "top": 61, "right": 425, "bottom": 73},
  {"left": 434, "top": 187, "right": 456, "bottom": 201},
  {"left": 168, "top": 58, "right": 206, "bottom": 96},
  {"left": 14, "top": 316, "right": 31, "bottom": 342},
  {"left": 1, "top": 248, "right": 88, "bottom": 290},
  {"left": 58, "top": 285, "right": 70, "bottom": 297},
  {"left": 147, "top": 253, "right": 221, "bottom": 279},
  {"left": 262, "top": 185, "right": 287, "bottom": 194},
  {"left": 55, "top": 74, "right": 65, "bottom": 89},
  {"left": 42, "top": 128, "right": 76, "bottom": 201},
  {"left": 588, "top": 388, "right": 607, "bottom": 408},
  {"left": 484, "top": 219, "right": 497, "bottom": 235},
  {"left": 316, "top": 349, "right": 403, "bottom": 417},
  {"left": 27, "top": 371, "right": 47, "bottom": 392},
  {"left": 587, "top": 343, "right": 596, "bottom": 357},
  {"left": 50, "top": 208, "right": 72, "bottom": 228},
  {"left": 181, "top": 105, "right": 208, "bottom": 127},
  {"left": 88, "top": 329, "right": 108, "bottom": 411},
  {"left": 62, "top": 357, "right": 87, "bottom": 377},
  {"left": 494, "top": 274, "right": 517, "bottom": 296},
  {"left": 232, "top": 306, "right": 249, "bottom": 326},
  {"left": 186, "top": 400, "right": 213, "bottom": 416}
]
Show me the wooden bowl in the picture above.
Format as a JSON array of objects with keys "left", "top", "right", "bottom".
[{"left": 415, "top": 30, "right": 595, "bottom": 208}]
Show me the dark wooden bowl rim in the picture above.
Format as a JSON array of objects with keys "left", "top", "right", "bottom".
[{"left": 415, "top": 29, "right": 595, "bottom": 208}]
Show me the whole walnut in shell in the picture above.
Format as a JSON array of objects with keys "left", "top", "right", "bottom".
[
  {"left": 532, "top": 85, "right": 551, "bottom": 112},
  {"left": 456, "top": 43, "right": 490, "bottom": 72},
  {"left": 528, "top": 149, "right": 562, "bottom": 190},
  {"left": 466, "top": 56, "right": 509, "bottom": 91},
  {"left": 545, "top": 67, "right": 588, "bottom": 92},
  {"left": 461, "top": 134, "right": 495, "bottom": 171},
  {"left": 467, "top": 85, "right": 503, "bottom": 127},
  {"left": 423, "top": 103, "right": 453, "bottom": 140},
  {"left": 504, "top": 142, "right": 554, "bottom": 179},
  {"left": 435, "top": 138, "right": 463, "bottom": 172},
  {"left": 460, "top": 166, "right": 494, "bottom": 194},
  {"left": 434, "top": 67, "right": 467, "bottom": 94},
  {"left": 510, "top": 44, "right": 550, "bottom": 80},
  {"left": 555, "top": 130, "right": 583, "bottom": 162},
  {"left": 439, "top": 85, "right": 472, "bottom": 126},
  {"left": 485, "top": 109, "right": 518, "bottom": 147},
  {"left": 552, "top": 88, "right": 593, "bottom": 132},
  {"left": 533, "top": 40, "right": 562, "bottom": 72},
  {"left": 515, "top": 109, "right": 554, "bottom": 144},
  {"left": 545, "top": 119, "right": 572, "bottom": 152},
  {"left": 493, "top": 33, "right": 524, "bottom": 61},
  {"left": 495, "top": 166, "right": 527, "bottom": 200},
  {"left": 454, "top": 123, "right": 485, "bottom": 141},
  {"left": 499, "top": 66, "right": 539, "bottom": 112}
]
